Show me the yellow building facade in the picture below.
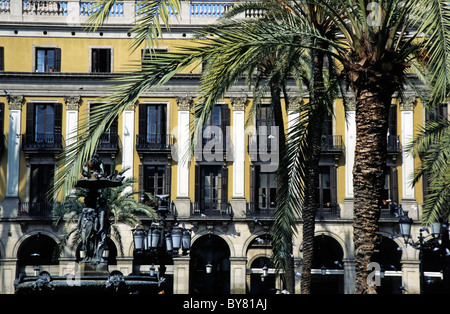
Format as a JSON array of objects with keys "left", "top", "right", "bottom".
[{"left": 0, "top": 0, "right": 442, "bottom": 294}]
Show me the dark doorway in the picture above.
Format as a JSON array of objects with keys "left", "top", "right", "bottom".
[{"left": 190, "top": 234, "right": 230, "bottom": 294}]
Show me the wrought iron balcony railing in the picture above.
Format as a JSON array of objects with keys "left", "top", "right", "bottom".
[
  {"left": 18, "top": 202, "right": 56, "bottom": 216},
  {"left": 22, "top": 133, "right": 63, "bottom": 152},
  {"left": 136, "top": 134, "right": 174, "bottom": 152},
  {"left": 192, "top": 202, "right": 232, "bottom": 218}
]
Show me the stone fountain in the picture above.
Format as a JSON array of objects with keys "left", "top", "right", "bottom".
[{"left": 14, "top": 154, "right": 164, "bottom": 294}]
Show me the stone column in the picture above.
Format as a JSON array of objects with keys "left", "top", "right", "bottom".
[
  {"left": 64, "top": 96, "right": 81, "bottom": 158},
  {"left": 0, "top": 258, "right": 17, "bottom": 294},
  {"left": 343, "top": 258, "right": 356, "bottom": 294},
  {"left": 400, "top": 96, "right": 418, "bottom": 218},
  {"left": 287, "top": 97, "right": 302, "bottom": 130},
  {"left": 343, "top": 97, "right": 356, "bottom": 219},
  {"left": 4, "top": 95, "right": 25, "bottom": 218},
  {"left": 173, "top": 256, "right": 190, "bottom": 294},
  {"left": 174, "top": 97, "right": 193, "bottom": 218},
  {"left": 401, "top": 259, "right": 421, "bottom": 294},
  {"left": 122, "top": 103, "right": 136, "bottom": 194},
  {"left": 230, "top": 97, "right": 247, "bottom": 218},
  {"left": 229, "top": 257, "right": 247, "bottom": 294}
]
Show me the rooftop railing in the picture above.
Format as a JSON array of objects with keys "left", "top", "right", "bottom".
[{"left": 1, "top": 0, "right": 250, "bottom": 25}]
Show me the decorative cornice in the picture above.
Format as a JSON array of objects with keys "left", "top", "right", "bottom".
[
  {"left": 230, "top": 97, "right": 248, "bottom": 111},
  {"left": 176, "top": 96, "right": 194, "bottom": 111},
  {"left": 400, "top": 96, "right": 416, "bottom": 111},
  {"left": 64, "top": 96, "right": 82, "bottom": 110},
  {"left": 7, "top": 95, "right": 25, "bottom": 110},
  {"left": 287, "top": 97, "right": 304, "bottom": 111}
]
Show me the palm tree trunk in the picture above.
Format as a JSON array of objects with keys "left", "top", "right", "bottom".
[
  {"left": 271, "top": 80, "right": 296, "bottom": 294},
  {"left": 353, "top": 89, "right": 391, "bottom": 294},
  {"left": 301, "top": 43, "right": 327, "bottom": 294}
]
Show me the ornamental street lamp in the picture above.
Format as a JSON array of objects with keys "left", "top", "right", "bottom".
[
  {"left": 397, "top": 208, "right": 443, "bottom": 294},
  {"left": 132, "top": 198, "right": 192, "bottom": 280}
]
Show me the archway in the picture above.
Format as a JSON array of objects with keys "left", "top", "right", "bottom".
[
  {"left": 311, "top": 234, "right": 344, "bottom": 294},
  {"left": 17, "top": 233, "right": 58, "bottom": 275},
  {"left": 190, "top": 234, "right": 230, "bottom": 294},
  {"left": 373, "top": 236, "right": 403, "bottom": 294}
]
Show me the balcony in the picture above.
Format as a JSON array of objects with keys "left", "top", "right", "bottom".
[
  {"left": 315, "top": 203, "right": 340, "bottom": 219},
  {"left": 387, "top": 135, "right": 402, "bottom": 155},
  {"left": 320, "top": 135, "right": 344, "bottom": 155},
  {"left": 22, "top": 133, "right": 63, "bottom": 153},
  {"left": 246, "top": 202, "right": 275, "bottom": 218},
  {"left": 18, "top": 202, "right": 55, "bottom": 217},
  {"left": 136, "top": 134, "right": 174, "bottom": 154},
  {"left": 192, "top": 202, "right": 232, "bottom": 219},
  {"left": 96, "top": 132, "right": 119, "bottom": 154}
]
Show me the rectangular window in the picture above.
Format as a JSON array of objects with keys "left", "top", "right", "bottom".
[
  {"left": 30, "top": 164, "right": 54, "bottom": 203},
  {"left": 201, "top": 165, "right": 222, "bottom": 205},
  {"left": 91, "top": 48, "right": 111, "bottom": 73},
  {"left": 36, "top": 48, "right": 61, "bottom": 72},
  {"left": 146, "top": 104, "right": 164, "bottom": 143},
  {"left": 257, "top": 170, "right": 277, "bottom": 209},
  {"left": 141, "top": 48, "right": 168, "bottom": 69},
  {"left": 203, "top": 105, "right": 222, "bottom": 145},
  {"left": 315, "top": 166, "right": 338, "bottom": 210},
  {"left": 138, "top": 103, "right": 167, "bottom": 148},
  {"left": 144, "top": 165, "right": 166, "bottom": 196},
  {"left": 35, "top": 104, "right": 55, "bottom": 143}
]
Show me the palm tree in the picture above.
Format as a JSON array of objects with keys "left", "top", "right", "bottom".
[
  {"left": 293, "top": 0, "right": 450, "bottom": 293},
  {"left": 407, "top": 117, "right": 450, "bottom": 225},
  {"left": 53, "top": 174, "right": 156, "bottom": 259},
  {"left": 52, "top": 0, "right": 450, "bottom": 294}
]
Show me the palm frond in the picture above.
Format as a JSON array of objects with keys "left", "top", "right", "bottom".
[{"left": 407, "top": 117, "right": 450, "bottom": 224}]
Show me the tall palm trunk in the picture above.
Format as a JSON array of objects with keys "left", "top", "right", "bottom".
[
  {"left": 271, "top": 79, "right": 296, "bottom": 293},
  {"left": 352, "top": 89, "right": 391, "bottom": 294},
  {"left": 301, "top": 45, "right": 327, "bottom": 294}
]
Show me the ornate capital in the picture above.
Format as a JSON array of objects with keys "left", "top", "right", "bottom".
[
  {"left": 287, "top": 97, "right": 304, "bottom": 111},
  {"left": 176, "top": 96, "right": 194, "bottom": 111},
  {"left": 400, "top": 96, "right": 416, "bottom": 111},
  {"left": 231, "top": 97, "right": 248, "bottom": 111},
  {"left": 125, "top": 100, "right": 139, "bottom": 111},
  {"left": 7, "top": 95, "right": 25, "bottom": 110},
  {"left": 64, "top": 96, "right": 82, "bottom": 110},
  {"left": 344, "top": 96, "right": 357, "bottom": 111}
]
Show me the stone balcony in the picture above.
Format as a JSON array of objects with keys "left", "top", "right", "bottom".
[{"left": 0, "top": 0, "right": 258, "bottom": 27}]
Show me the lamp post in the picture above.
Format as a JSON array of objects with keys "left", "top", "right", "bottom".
[
  {"left": 397, "top": 208, "right": 443, "bottom": 294},
  {"left": 132, "top": 199, "right": 192, "bottom": 281}
]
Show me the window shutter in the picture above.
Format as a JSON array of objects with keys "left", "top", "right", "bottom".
[
  {"left": 221, "top": 103, "right": 230, "bottom": 151},
  {"left": 138, "top": 102, "right": 146, "bottom": 141},
  {"left": 195, "top": 164, "right": 200, "bottom": 203},
  {"left": 139, "top": 164, "right": 144, "bottom": 193},
  {"left": 330, "top": 166, "right": 337, "bottom": 204},
  {"left": 54, "top": 103, "right": 62, "bottom": 146},
  {"left": 221, "top": 164, "right": 228, "bottom": 206},
  {"left": 106, "top": 49, "right": 111, "bottom": 72},
  {"left": 54, "top": 48, "right": 61, "bottom": 72},
  {"left": 0, "top": 47, "right": 4, "bottom": 71},
  {"left": 250, "top": 165, "right": 255, "bottom": 204},
  {"left": 164, "top": 163, "right": 171, "bottom": 197},
  {"left": 391, "top": 166, "right": 398, "bottom": 204},
  {"left": 26, "top": 103, "right": 35, "bottom": 135},
  {"left": 162, "top": 104, "right": 167, "bottom": 145}
]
